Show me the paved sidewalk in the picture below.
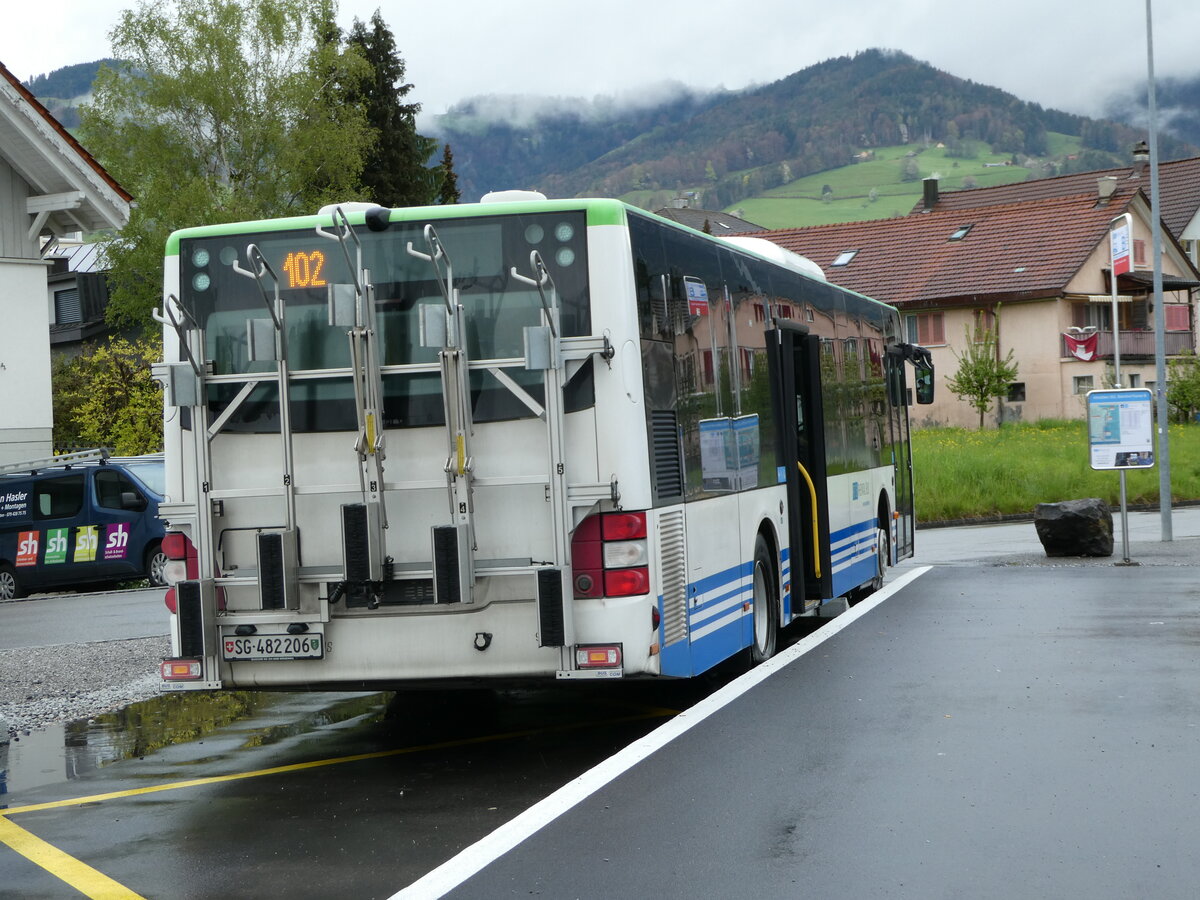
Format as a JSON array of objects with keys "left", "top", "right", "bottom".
[{"left": 906, "top": 506, "right": 1200, "bottom": 568}]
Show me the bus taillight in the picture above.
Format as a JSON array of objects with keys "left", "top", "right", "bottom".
[{"left": 571, "top": 511, "right": 649, "bottom": 599}]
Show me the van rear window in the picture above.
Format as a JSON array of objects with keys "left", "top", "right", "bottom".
[{"left": 36, "top": 474, "right": 84, "bottom": 519}]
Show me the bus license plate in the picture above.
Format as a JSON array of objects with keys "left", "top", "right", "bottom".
[{"left": 222, "top": 631, "right": 324, "bottom": 661}]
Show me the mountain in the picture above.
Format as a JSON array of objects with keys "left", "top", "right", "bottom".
[
  {"left": 431, "top": 49, "right": 1198, "bottom": 206},
  {"left": 22, "top": 60, "right": 120, "bottom": 129},
  {"left": 20, "top": 51, "right": 1200, "bottom": 214}
]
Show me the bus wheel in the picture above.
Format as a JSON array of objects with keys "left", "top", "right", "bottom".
[
  {"left": 870, "top": 526, "right": 889, "bottom": 593},
  {"left": 146, "top": 542, "right": 168, "bottom": 588},
  {"left": 750, "top": 534, "right": 779, "bottom": 665},
  {"left": 0, "top": 563, "right": 24, "bottom": 601}
]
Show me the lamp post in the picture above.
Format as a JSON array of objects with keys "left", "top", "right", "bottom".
[{"left": 1145, "top": 0, "right": 1172, "bottom": 541}]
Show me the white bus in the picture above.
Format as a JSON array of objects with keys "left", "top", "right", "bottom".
[{"left": 154, "top": 194, "right": 933, "bottom": 690}]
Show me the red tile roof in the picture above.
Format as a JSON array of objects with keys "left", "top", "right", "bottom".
[
  {"left": 916, "top": 157, "right": 1200, "bottom": 238},
  {"left": 0, "top": 59, "right": 132, "bottom": 203},
  {"left": 767, "top": 185, "right": 1144, "bottom": 309}
]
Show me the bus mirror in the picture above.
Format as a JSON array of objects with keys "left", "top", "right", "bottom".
[{"left": 914, "top": 363, "right": 935, "bottom": 404}]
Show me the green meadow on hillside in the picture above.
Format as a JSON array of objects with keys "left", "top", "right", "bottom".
[{"left": 625, "top": 135, "right": 1084, "bottom": 230}]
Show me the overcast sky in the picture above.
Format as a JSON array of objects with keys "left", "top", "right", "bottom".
[{"left": 3, "top": 1, "right": 1198, "bottom": 121}]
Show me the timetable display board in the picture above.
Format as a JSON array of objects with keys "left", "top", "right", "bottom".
[{"left": 1087, "top": 389, "right": 1155, "bottom": 470}]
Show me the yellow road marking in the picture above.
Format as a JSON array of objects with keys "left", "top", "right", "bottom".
[
  {"left": 4, "top": 711, "right": 658, "bottom": 815},
  {"left": 0, "top": 815, "right": 146, "bottom": 899},
  {"left": 0, "top": 708, "right": 671, "bottom": 896}
]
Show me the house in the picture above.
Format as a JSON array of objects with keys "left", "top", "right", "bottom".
[
  {"left": 653, "top": 204, "right": 768, "bottom": 236},
  {"left": 0, "top": 60, "right": 131, "bottom": 464},
  {"left": 765, "top": 175, "right": 1200, "bottom": 428}
]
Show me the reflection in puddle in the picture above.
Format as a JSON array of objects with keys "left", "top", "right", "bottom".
[{"left": 1, "top": 690, "right": 391, "bottom": 800}]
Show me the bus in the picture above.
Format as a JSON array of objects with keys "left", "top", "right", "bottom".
[{"left": 153, "top": 193, "right": 933, "bottom": 690}]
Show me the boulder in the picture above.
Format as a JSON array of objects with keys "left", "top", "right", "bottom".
[{"left": 1034, "top": 498, "right": 1113, "bottom": 557}]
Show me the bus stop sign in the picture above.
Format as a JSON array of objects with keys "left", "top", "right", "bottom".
[{"left": 1087, "top": 388, "right": 1154, "bottom": 470}]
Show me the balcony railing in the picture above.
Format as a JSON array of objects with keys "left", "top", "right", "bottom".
[{"left": 1061, "top": 330, "right": 1194, "bottom": 360}]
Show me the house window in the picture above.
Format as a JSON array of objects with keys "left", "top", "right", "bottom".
[
  {"left": 1166, "top": 305, "right": 1190, "bottom": 331},
  {"left": 1134, "top": 239, "right": 1146, "bottom": 266},
  {"left": 1127, "top": 374, "right": 1141, "bottom": 388},
  {"left": 1073, "top": 375, "right": 1094, "bottom": 394},
  {"left": 831, "top": 250, "right": 858, "bottom": 267},
  {"left": 906, "top": 312, "right": 945, "bottom": 345},
  {"left": 1007, "top": 382, "right": 1026, "bottom": 402},
  {"left": 973, "top": 309, "right": 995, "bottom": 339},
  {"left": 54, "top": 288, "right": 82, "bottom": 325}
]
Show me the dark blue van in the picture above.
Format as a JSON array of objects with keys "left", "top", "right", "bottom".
[{"left": 0, "top": 451, "right": 167, "bottom": 600}]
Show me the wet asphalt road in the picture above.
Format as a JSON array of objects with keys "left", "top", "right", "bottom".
[{"left": 2, "top": 509, "right": 1199, "bottom": 899}]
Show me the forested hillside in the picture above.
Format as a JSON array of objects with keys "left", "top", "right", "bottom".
[{"left": 433, "top": 50, "right": 1197, "bottom": 206}]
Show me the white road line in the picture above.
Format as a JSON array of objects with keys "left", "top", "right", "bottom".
[{"left": 390, "top": 565, "right": 933, "bottom": 900}]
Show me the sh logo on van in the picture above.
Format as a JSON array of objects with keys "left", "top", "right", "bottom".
[
  {"left": 16, "top": 530, "right": 39, "bottom": 566},
  {"left": 104, "top": 524, "right": 130, "bottom": 561}
]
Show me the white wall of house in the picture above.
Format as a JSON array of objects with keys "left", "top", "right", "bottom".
[{"left": 0, "top": 258, "right": 54, "bottom": 465}]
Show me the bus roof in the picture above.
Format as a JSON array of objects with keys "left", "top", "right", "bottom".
[{"left": 164, "top": 198, "right": 630, "bottom": 256}]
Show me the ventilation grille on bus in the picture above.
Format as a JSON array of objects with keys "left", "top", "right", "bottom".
[
  {"left": 657, "top": 510, "right": 688, "bottom": 646},
  {"left": 651, "top": 410, "right": 684, "bottom": 502}
]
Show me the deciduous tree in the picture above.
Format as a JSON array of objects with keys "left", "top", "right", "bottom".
[
  {"left": 79, "top": 0, "right": 374, "bottom": 328},
  {"left": 945, "top": 320, "right": 1019, "bottom": 428}
]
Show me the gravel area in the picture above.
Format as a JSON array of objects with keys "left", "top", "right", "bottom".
[{"left": 0, "top": 636, "right": 169, "bottom": 737}]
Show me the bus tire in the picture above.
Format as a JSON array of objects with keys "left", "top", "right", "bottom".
[
  {"left": 870, "top": 525, "right": 889, "bottom": 593},
  {"left": 0, "top": 563, "right": 24, "bottom": 601},
  {"left": 750, "top": 534, "right": 779, "bottom": 665}
]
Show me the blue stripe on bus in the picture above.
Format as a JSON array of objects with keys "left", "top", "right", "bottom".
[{"left": 658, "top": 516, "right": 880, "bottom": 677}]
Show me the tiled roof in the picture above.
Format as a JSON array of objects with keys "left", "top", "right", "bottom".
[
  {"left": 0, "top": 60, "right": 131, "bottom": 204},
  {"left": 917, "top": 157, "right": 1200, "bottom": 238},
  {"left": 767, "top": 184, "right": 1145, "bottom": 308},
  {"left": 652, "top": 207, "right": 767, "bottom": 235}
]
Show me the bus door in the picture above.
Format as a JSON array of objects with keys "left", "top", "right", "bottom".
[
  {"left": 767, "top": 321, "right": 833, "bottom": 611},
  {"left": 885, "top": 350, "right": 917, "bottom": 560}
]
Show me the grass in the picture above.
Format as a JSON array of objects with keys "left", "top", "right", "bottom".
[
  {"left": 912, "top": 419, "right": 1200, "bottom": 523},
  {"left": 621, "top": 134, "right": 1085, "bottom": 231}
]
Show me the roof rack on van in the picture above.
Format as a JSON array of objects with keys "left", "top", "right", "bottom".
[{"left": 0, "top": 448, "right": 110, "bottom": 477}]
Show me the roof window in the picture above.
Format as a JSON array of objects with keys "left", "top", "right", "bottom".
[
  {"left": 831, "top": 249, "right": 858, "bottom": 267},
  {"left": 949, "top": 224, "right": 973, "bottom": 241}
]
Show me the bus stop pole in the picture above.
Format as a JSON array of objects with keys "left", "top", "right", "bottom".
[{"left": 1110, "top": 222, "right": 1132, "bottom": 564}]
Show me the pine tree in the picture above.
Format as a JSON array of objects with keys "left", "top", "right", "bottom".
[
  {"left": 437, "top": 143, "right": 462, "bottom": 205},
  {"left": 346, "top": 11, "right": 439, "bottom": 207}
]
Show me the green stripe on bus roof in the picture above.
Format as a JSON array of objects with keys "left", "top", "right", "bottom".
[{"left": 165, "top": 199, "right": 627, "bottom": 255}]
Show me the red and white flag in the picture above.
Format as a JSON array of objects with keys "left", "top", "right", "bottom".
[{"left": 1063, "top": 331, "right": 1098, "bottom": 361}]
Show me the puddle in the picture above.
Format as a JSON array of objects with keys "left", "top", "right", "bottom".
[{"left": 0, "top": 690, "right": 391, "bottom": 800}]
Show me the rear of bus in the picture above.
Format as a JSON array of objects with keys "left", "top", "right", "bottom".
[{"left": 157, "top": 197, "right": 663, "bottom": 689}]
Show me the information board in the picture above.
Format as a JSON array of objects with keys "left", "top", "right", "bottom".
[{"left": 1087, "top": 388, "right": 1154, "bottom": 470}]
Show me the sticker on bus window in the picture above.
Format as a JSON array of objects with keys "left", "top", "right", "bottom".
[
  {"left": 44, "top": 528, "right": 69, "bottom": 564},
  {"left": 74, "top": 525, "right": 98, "bottom": 562},
  {"left": 16, "top": 531, "right": 39, "bottom": 566},
  {"left": 103, "top": 523, "right": 131, "bottom": 560}
]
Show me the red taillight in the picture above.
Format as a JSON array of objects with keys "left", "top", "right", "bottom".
[
  {"left": 575, "top": 644, "right": 622, "bottom": 669},
  {"left": 164, "top": 586, "right": 177, "bottom": 614},
  {"left": 601, "top": 512, "right": 647, "bottom": 541},
  {"left": 572, "top": 511, "right": 650, "bottom": 599},
  {"left": 604, "top": 566, "right": 649, "bottom": 597},
  {"left": 163, "top": 532, "right": 189, "bottom": 559}
]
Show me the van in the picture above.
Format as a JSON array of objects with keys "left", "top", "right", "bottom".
[{"left": 0, "top": 450, "right": 167, "bottom": 600}]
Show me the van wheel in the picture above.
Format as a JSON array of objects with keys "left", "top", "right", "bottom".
[
  {"left": 146, "top": 542, "right": 168, "bottom": 588},
  {"left": 0, "top": 564, "right": 24, "bottom": 601}
]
